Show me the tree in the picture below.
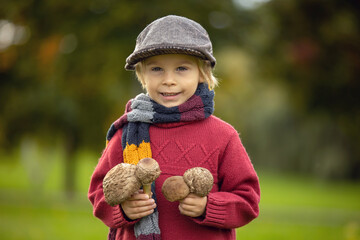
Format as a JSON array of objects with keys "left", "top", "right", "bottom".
[
  {"left": 245, "top": 0, "right": 360, "bottom": 179},
  {"left": 0, "top": 0, "right": 245, "bottom": 195}
]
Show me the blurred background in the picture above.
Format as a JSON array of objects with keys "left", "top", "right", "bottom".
[{"left": 0, "top": 0, "right": 359, "bottom": 239}]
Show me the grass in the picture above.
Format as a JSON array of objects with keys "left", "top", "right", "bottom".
[
  {"left": 0, "top": 149, "right": 359, "bottom": 240},
  {"left": 0, "top": 150, "right": 108, "bottom": 240},
  {"left": 237, "top": 172, "right": 360, "bottom": 240},
  {"left": 0, "top": 192, "right": 107, "bottom": 239}
]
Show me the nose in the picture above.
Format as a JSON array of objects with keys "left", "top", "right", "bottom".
[{"left": 162, "top": 72, "right": 176, "bottom": 86}]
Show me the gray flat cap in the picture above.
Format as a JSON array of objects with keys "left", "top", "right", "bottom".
[{"left": 125, "top": 15, "right": 216, "bottom": 70}]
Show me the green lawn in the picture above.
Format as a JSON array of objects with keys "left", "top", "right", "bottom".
[
  {"left": 0, "top": 151, "right": 359, "bottom": 240},
  {"left": 237, "top": 172, "right": 360, "bottom": 240}
]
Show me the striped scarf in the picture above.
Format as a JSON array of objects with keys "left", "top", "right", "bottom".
[{"left": 106, "top": 83, "right": 214, "bottom": 240}]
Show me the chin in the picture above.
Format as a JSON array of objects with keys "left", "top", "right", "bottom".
[{"left": 164, "top": 104, "right": 177, "bottom": 108}]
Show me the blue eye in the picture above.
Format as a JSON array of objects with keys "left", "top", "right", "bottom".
[
  {"left": 177, "top": 66, "right": 187, "bottom": 71},
  {"left": 151, "top": 67, "right": 162, "bottom": 72}
]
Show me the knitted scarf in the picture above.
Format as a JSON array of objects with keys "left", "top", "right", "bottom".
[{"left": 105, "top": 83, "right": 214, "bottom": 240}]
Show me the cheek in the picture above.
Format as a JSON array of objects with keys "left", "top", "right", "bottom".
[
  {"left": 143, "top": 81, "right": 158, "bottom": 97},
  {"left": 143, "top": 80, "right": 151, "bottom": 93},
  {"left": 144, "top": 84, "right": 154, "bottom": 94},
  {"left": 143, "top": 76, "right": 153, "bottom": 89}
]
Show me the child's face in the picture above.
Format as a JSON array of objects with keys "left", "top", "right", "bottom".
[{"left": 142, "top": 54, "right": 203, "bottom": 108}]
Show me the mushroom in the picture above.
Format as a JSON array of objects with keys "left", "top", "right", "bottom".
[
  {"left": 135, "top": 158, "right": 161, "bottom": 196},
  {"left": 103, "top": 158, "right": 161, "bottom": 206},
  {"left": 103, "top": 163, "right": 141, "bottom": 206},
  {"left": 161, "top": 176, "right": 190, "bottom": 202},
  {"left": 161, "top": 167, "right": 213, "bottom": 202}
]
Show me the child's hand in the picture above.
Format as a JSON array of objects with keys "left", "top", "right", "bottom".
[
  {"left": 120, "top": 190, "right": 157, "bottom": 220},
  {"left": 178, "top": 193, "right": 207, "bottom": 218}
]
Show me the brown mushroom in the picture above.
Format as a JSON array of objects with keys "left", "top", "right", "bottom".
[
  {"left": 183, "top": 167, "right": 213, "bottom": 197},
  {"left": 103, "top": 163, "right": 141, "bottom": 206},
  {"left": 161, "top": 176, "right": 190, "bottom": 202},
  {"left": 161, "top": 167, "right": 213, "bottom": 202},
  {"left": 102, "top": 158, "right": 161, "bottom": 206},
  {"left": 135, "top": 158, "right": 161, "bottom": 197}
]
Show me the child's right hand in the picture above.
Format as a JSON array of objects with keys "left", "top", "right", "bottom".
[{"left": 120, "top": 190, "right": 157, "bottom": 220}]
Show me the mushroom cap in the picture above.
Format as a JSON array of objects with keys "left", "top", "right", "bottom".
[
  {"left": 135, "top": 158, "right": 161, "bottom": 185},
  {"left": 183, "top": 167, "right": 214, "bottom": 197},
  {"left": 161, "top": 176, "right": 190, "bottom": 202},
  {"left": 103, "top": 163, "right": 141, "bottom": 206}
]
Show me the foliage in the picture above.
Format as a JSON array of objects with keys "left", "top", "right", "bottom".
[
  {"left": 0, "top": 0, "right": 359, "bottom": 193},
  {"left": 0, "top": 0, "right": 244, "bottom": 151},
  {"left": 214, "top": 0, "right": 360, "bottom": 180},
  {"left": 247, "top": 0, "right": 360, "bottom": 179},
  {"left": 0, "top": 0, "right": 247, "bottom": 193}
]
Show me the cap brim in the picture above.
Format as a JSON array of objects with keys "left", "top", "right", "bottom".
[{"left": 125, "top": 47, "right": 213, "bottom": 70}]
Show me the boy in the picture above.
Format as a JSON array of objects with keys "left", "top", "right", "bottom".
[{"left": 88, "top": 15, "right": 260, "bottom": 240}]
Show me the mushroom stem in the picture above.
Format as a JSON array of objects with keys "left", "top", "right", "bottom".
[{"left": 142, "top": 184, "right": 152, "bottom": 197}]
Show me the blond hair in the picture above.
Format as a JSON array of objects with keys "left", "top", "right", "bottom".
[{"left": 135, "top": 57, "right": 218, "bottom": 90}]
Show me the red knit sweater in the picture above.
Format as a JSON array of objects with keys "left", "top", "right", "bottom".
[{"left": 88, "top": 115, "right": 260, "bottom": 240}]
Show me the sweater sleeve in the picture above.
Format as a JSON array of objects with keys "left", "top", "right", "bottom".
[
  {"left": 88, "top": 130, "right": 139, "bottom": 229},
  {"left": 193, "top": 132, "right": 260, "bottom": 229}
]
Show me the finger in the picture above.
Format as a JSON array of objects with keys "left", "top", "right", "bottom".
[
  {"left": 127, "top": 198, "right": 155, "bottom": 208},
  {"left": 179, "top": 196, "right": 206, "bottom": 218},
  {"left": 179, "top": 194, "right": 202, "bottom": 205},
  {"left": 122, "top": 201, "right": 157, "bottom": 220},
  {"left": 137, "top": 189, "right": 153, "bottom": 198},
  {"left": 178, "top": 204, "right": 199, "bottom": 217},
  {"left": 125, "top": 201, "right": 157, "bottom": 219},
  {"left": 128, "top": 192, "right": 151, "bottom": 201},
  {"left": 128, "top": 208, "right": 155, "bottom": 220},
  {"left": 128, "top": 202, "right": 157, "bottom": 214},
  {"left": 179, "top": 201, "right": 196, "bottom": 212},
  {"left": 179, "top": 198, "right": 195, "bottom": 206}
]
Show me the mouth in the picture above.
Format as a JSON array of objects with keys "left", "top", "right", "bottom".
[{"left": 161, "top": 92, "right": 180, "bottom": 97}]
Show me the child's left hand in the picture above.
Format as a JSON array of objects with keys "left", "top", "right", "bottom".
[{"left": 178, "top": 193, "right": 207, "bottom": 218}]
